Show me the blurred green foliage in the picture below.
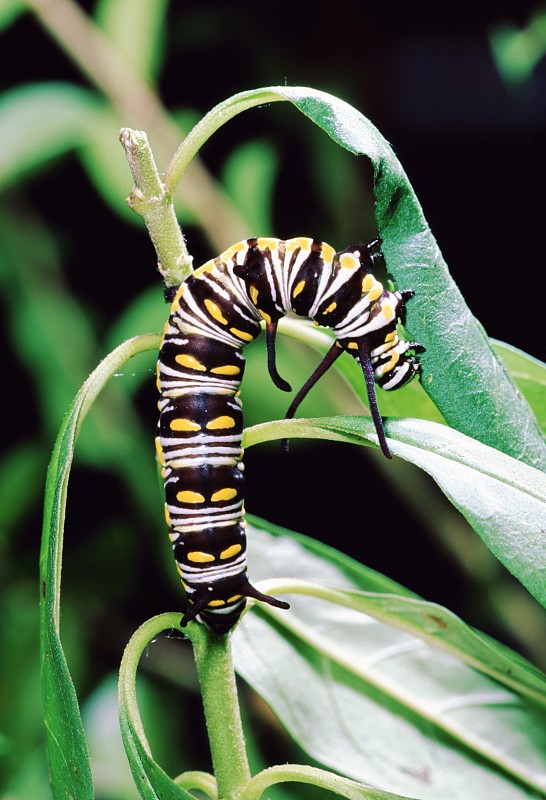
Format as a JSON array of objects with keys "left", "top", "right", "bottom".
[
  {"left": 1, "top": 1, "right": 546, "bottom": 799},
  {"left": 490, "top": 6, "right": 546, "bottom": 88}
]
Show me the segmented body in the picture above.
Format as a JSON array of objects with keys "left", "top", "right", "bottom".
[{"left": 156, "top": 237, "right": 422, "bottom": 633}]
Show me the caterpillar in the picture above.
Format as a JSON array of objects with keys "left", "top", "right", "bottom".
[{"left": 156, "top": 236, "right": 422, "bottom": 634}]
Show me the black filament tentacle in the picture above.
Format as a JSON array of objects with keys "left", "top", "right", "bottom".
[
  {"left": 357, "top": 340, "right": 392, "bottom": 459},
  {"left": 266, "top": 321, "right": 292, "bottom": 392}
]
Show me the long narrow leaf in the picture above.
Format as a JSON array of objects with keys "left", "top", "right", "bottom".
[
  {"left": 244, "top": 416, "right": 546, "bottom": 608},
  {"left": 40, "top": 334, "right": 160, "bottom": 799}
]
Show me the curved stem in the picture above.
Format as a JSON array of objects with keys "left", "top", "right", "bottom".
[
  {"left": 164, "top": 89, "right": 285, "bottom": 194},
  {"left": 241, "top": 764, "right": 400, "bottom": 800},
  {"left": 119, "top": 615, "right": 250, "bottom": 799},
  {"left": 174, "top": 771, "right": 218, "bottom": 799}
]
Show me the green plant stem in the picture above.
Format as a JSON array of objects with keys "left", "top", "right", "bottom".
[
  {"left": 174, "top": 770, "right": 218, "bottom": 799},
  {"left": 120, "top": 88, "right": 288, "bottom": 284},
  {"left": 189, "top": 625, "right": 251, "bottom": 800},
  {"left": 241, "top": 764, "right": 405, "bottom": 800},
  {"left": 119, "top": 127, "right": 192, "bottom": 283}
]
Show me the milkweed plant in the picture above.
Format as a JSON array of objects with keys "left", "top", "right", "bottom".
[
  {"left": 7, "top": 2, "right": 541, "bottom": 800},
  {"left": 40, "top": 84, "right": 546, "bottom": 800}
]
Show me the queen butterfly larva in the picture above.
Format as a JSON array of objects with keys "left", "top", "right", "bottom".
[{"left": 156, "top": 237, "right": 423, "bottom": 634}]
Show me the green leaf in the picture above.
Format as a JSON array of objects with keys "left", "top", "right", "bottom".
[
  {"left": 40, "top": 335, "right": 160, "bottom": 800},
  {"left": 233, "top": 521, "right": 546, "bottom": 800},
  {"left": 95, "top": 0, "right": 169, "bottom": 82},
  {"left": 494, "top": 340, "right": 546, "bottom": 433},
  {"left": 0, "top": 83, "right": 102, "bottom": 189},
  {"left": 244, "top": 416, "right": 546, "bottom": 609}
]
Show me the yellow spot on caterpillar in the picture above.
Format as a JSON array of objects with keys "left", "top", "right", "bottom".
[
  {"left": 207, "top": 415, "right": 236, "bottom": 430},
  {"left": 181, "top": 580, "right": 189, "bottom": 590},
  {"left": 382, "top": 301, "right": 396, "bottom": 321},
  {"left": 292, "top": 280, "right": 306, "bottom": 298},
  {"left": 361, "top": 274, "right": 375, "bottom": 292},
  {"left": 227, "top": 594, "right": 243, "bottom": 603},
  {"left": 340, "top": 253, "right": 358, "bottom": 269},
  {"left": 211, "top": 364, "right": 240, "bottom": 376},
  {"left": 177, "top": 490, "right": 205, "bottom": 504},
  {"left": 286, "top": 237, "right": 311, "bottom": 252},
  {"left": 323, "top": 301, "right": 337, "bottom": 314},
  {"left": 385, "top": 330, "right": 396, "bottom": 342},
  {"left": 230, "top": 327, "right": 254, "bottom": 341},
  {"left": 187, "top": 551, "right": 215, "bottom": 563},
  {"left": 368, "top": 285, "right": 383, "bottom": 302},
  {"left": 220, "top": 544, "right": 242, "bottom": 560},
  {"left": 377, "top": 351, "right": 400, "bottom": 376},
  {"left": 175, "top": 562, "right": 184, "bottom": 577},
  {"left": 207, "top": 599, "right": 226, "bottom": 607},
  {"left": 211, "top": 487, "right": 238, "bottom": 502},
  {"left": 205, "top": 298, "right": 228, "bottom": 324},
  {"left": 321, "top": 243, "right": 335, "bottom": 261},
  {"left": 222, "top": 241, "right": 247, "bottom": 261},
  {"left": 259, "top": 309, "right": 271, "bottom": 324},
  {"left": 164, "top": 504, "right": 171, "bottom": 526},
  {"left": 176, "top": 354, "right": 207, "bottom": 371},
  {"left": 256, "top": 237, "right": 279, "bottom": 251},
  {"left": 193, "top": 261, "right": 215, "bottom": 278},
  {"left": 155, "top": 437, "right": 166, "bottom": 465},
  {"left": 250, "top": 286, "right": 259, "bottom": 305},
  {"left": 347, "top": 342, "right": 359, "bottom": 350},
  {"left": 170, "top": 418, "right": 201, "bottom": 431}
]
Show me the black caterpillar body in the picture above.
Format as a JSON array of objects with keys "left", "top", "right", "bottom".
[{"left": 156, "top": 237, "right": 422, "bottom": 633}]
